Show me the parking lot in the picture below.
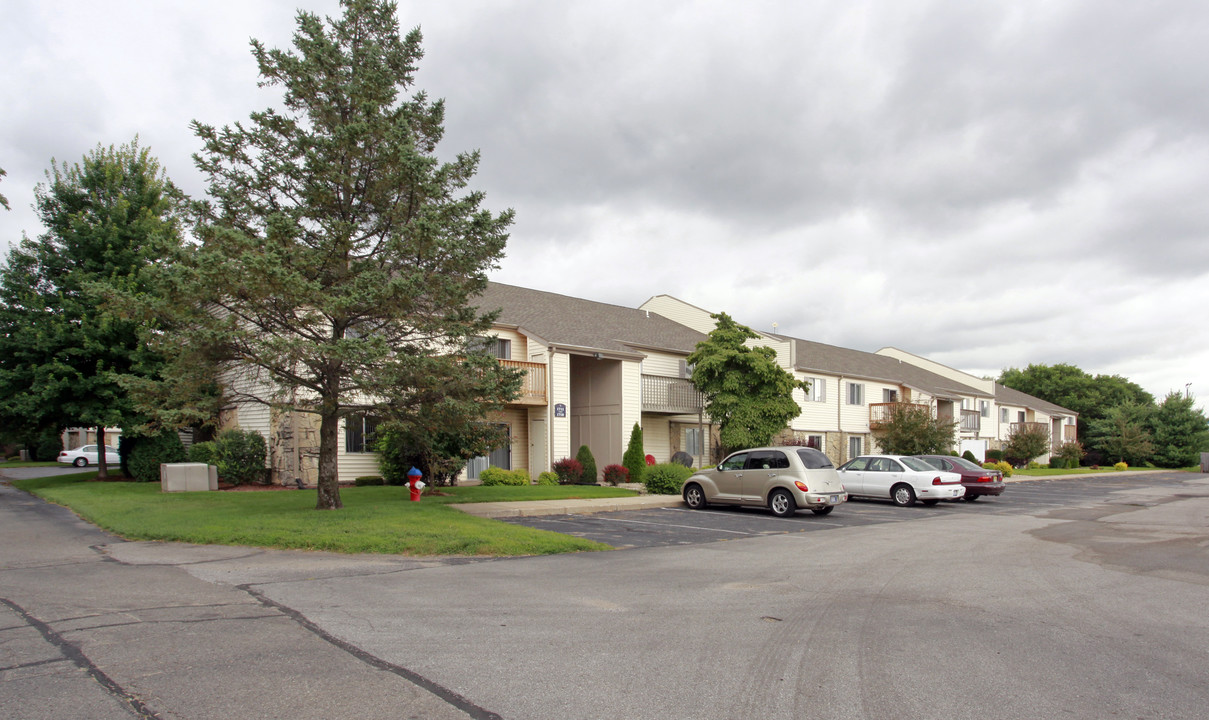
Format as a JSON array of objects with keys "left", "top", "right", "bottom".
[{"left": 504, "top": 471, "right": 1196, "bottom": 548}]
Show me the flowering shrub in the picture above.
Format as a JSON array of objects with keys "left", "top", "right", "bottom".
[
  {"left": 602, "top": 464, "right": 629, "bottom": 486},
  {"left": 1114, "top": 461, "right": 1128, "bottom": 471},
  {"left": 552, "top": 457, "right": 584, "bottom": 485}
]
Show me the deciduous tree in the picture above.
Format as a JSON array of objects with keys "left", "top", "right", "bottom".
[
  {"left": 686, "top": 313, "right": 807, "bottom": 453},
  {"left": 871, "top": 403, "right": 956, "bottom": 455},
  {"left": 159, "top": 0, "right": 517, "bottom": 509},
  {"left": 0, "top": 141, "right": 184, "bottom": 477}
]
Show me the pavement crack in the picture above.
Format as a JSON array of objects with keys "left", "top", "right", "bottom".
[{"left": 0, "top": 597, "right": 162, "bottom": 719}]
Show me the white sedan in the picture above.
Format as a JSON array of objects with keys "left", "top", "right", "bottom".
[
  {"left": 57, "top": 445, "right": 120, "bottom": 467},
  {"left": 837, "top": 454, "right": 964, "bottom": 506}
]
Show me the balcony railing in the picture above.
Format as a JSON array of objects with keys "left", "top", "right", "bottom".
[
  {"left": 500, "top": 359, "right": 547, "bottom": 405},
  {"left": 960, "top": 409, "right": 980, "bottom": 433},
  {"left": 1009, "top": 421, "right": 1049, "bottom": 438},
  {"left": 642, "top": 375, "right": 704, "bottom": 414},
  {"left": 869, "top": 402, "right": 931, "bottom": 428}
]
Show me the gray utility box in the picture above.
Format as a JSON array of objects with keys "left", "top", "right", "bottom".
[
  {"left": 161, "top": 463, "right": 219, "bottom": 492},
  {"left": 1202, "top": 453, "right": 1209, "bottom": 473}
]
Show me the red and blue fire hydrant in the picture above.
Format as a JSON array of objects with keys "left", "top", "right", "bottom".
[{"left": 407, "top": 467, "right": 424, "bottom": 502}]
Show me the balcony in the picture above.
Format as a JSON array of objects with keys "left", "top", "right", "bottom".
[
  {"left": 500, "top": 359, "right": 547, "bottom": 405},
  {"left": 642, "top": 375, "right": 704, "bottom": 414},
  {"left": 1009, "top": 421, "right": 1049, "bottom": 438},
  {"left": 869, "top": 402, "right": 931, "bottom": 429},
  {"left": 960, "top": 409, "right": 980, "bottom": 433}
]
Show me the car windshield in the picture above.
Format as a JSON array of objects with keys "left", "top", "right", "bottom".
[
  {"left": 900, "top": 457, "right": 936, "bottom": 472},
  {"left": 796, "top": 448, "right": 834, "bottom": 469}
]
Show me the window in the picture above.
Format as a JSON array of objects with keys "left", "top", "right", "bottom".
[
  {"left": 1017, "top": 411, "right": 1026, "bottom": 423},
  {"left": 679, "top": 360, "right": 695, "bottom": 379},
  {"left": 847, "top": 382, "right": 864, "bottom": 405},
  {"left": 685, "top": 427, "right": 703, "bottom": 456},
  {"left": 883, "top": 388, "right": 898, "bottom": 403},
  {"left": 796, "top": 448, "right": 834, "bottom": 469},
  {"left": 1000, "top": 408, "right": 1009, "bottom": 424},
  {"left": 980, "top": 400, "right": 990, "bottom": 418},
  {"left": 344, "top": 414, "right": 380, "bottom": 453},
  {"left": 961, "top": 398, "right": 970, "bottom": 410},
  {"left": 471, "top": 336, "right": 511, "bottom": 359},
  {"left": 805, "top": 378, "right": 826, "bottom": 402},
  {"left": 468, "top": 424, "right": 511, "bottom": 479},
  {"left": 806, "top": 434, "right": 824, "bottom": 450},
  {"left": 746, "top": 451, "right": 790, "bottom": 470},
  {"left": 720, "top": 453, "right": 748, "bottom": 471},
  {"left": 848, "top": 435, "right": 863, "bottom": 459}
]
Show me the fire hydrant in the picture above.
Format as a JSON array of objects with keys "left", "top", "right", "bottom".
[{"left": 407, "top": 467, "right": 424, "bottom": 502}]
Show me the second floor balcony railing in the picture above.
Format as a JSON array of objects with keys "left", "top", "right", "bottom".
[
  {"left": 960, "top": 409, "right": 980, "bottom": 433},
  {"left": 499, "top": 359, "right": 547, "bottom": 405},
  {"left": 642, "top": 375, "right": 704, "bottom": 414},
  {"left": 869, "top": 402, "right": 931, "bottom": 428},
  {"left": 1009, "top": 421, "right": 1049, "bottom": 438}
]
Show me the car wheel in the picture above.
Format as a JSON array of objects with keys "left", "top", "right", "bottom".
[
  {"left": 684, "top": 483, "right": 707, "bottom": 510},
  {"left": 964, "top": 493, "right": 979, "bottom": 502},
  {"left": 73, "top": 457, "right": 87, "bottom": 467},
  {"left": 891, "top": 484, "right": 916, "bottom": 507},
  {"left": 811, "top": 505, "right": 834, "bottom": 516},
  {"left": 768, "top": 489, "right": 796, "bottom": 517},
  {"left": 921, "top": 499, "right": 939, "bottom": 506}
]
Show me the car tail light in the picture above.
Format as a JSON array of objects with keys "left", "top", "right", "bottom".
[
  {"left": 978, "top": 475, "right": 991, "bottom": 483},
  {"left": 794, "top": 481, "right": 809, "bottom": 492},
  {"left": 932, "top": 477, "right": 943, "bottom": 485}
]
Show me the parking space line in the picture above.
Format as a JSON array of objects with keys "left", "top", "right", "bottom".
[{"left": 584, "top": 515, "right": 759, "bottom": 535}]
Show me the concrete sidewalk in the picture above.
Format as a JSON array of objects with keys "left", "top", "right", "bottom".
[{"left": 455, "top": 493, "right": 684, "bottom": 518}]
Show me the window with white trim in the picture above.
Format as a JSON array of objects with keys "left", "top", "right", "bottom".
[
  {"left": 805, "top": 377, "right": 826, "bottom": 402},
  {"left": 883, "top": 388, "right": 898, "bottom": 403},
  {"left": 980, "top": 400, "right": 990, "bottom": 418},
  {"left": 345, "top": 414, "right": 381, "bottom": 453},
  {"left": 1000, "top": 407, "right": 1009, "bottom": 423},
  {"left": 848, "top": 435, "right": 863, "bottom": 459},
  {"left": 685, "top": 427, "right": 703, "bottom": 456},
  {"left": 806, "top": 434, "right": 824, "bottom": 450},
  {"left": 847, "top": 382, "right": 864, "bottom": 405}
]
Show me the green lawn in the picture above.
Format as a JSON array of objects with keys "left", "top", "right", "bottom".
[
  {"left": 10, "top": 474, "right": 634, "bottom": 556},
  {"left": 0, "top": 460, "right": 62, "bottom": 468},
  {"left": 1011, "top": 466, "right": 1180, "bottom": 477}
]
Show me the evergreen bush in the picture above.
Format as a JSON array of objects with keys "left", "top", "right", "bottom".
[
  {"left": 961, "top": 450, "right": 979, "bottom": 464},
  {"left": 188, "top": 441, "right": 217, "bottom": 465},
  {"left": 211, "top": 428, "right": 268, "bottom": 485},
  {"left": 127, "top": 432, "right": 187, "bottom": 483},
  {"left": 575, "top": 445, "right": 598, "bottom": 485},
  {"left": 643, "top": 463, "right": 693, "bottom": 495},
  {"left": 622, "top": 423, "right": 645, "bottom": 485},
  {"left": 354, "top": 476, "right": 385, "bottom": 486}
]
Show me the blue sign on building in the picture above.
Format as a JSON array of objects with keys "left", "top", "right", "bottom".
[{"left": 554, "top": 403, "right": 566, "bottom": 418}]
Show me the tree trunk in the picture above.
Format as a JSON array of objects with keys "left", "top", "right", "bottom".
[
  {"left": 315, "top": 411, "right": 343, "bottom": 510},
  {"left": 96, "top": 425, "right": 109, "bottom": 479}
]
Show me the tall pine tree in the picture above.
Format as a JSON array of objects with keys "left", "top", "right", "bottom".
[{"left": 165, "top": 0, "right": 518, "bottom": 509}]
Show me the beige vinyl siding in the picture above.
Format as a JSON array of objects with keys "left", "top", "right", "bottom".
[
  {"left": 791, "top": 374, "right": 838, "bottom": 431},
  {"left": 639, "top": 296, "right": 717, "bottom": 334},
  {"left": 550, "top": 352, "right": 572, "bottom": 461},
  {"left": 490, "top": 327, "right": 526, "bottom": 359},
  {"left": 876, "top": 347, "right": 995, "bottom": 395},
  {"left": 621, "top": 360, "right": 642, "bottom": 461},
  {"left": 219, "top": 364, "right": 273, "bottom": 440},
  {"left": 640, "top": 350, "right": 684, "bottom": 378},
  {"left": 642, "top": 415, "right": 671, "bottom": 463},
  {"left": 500, "top": 407, "right": 530, "bottom": 474}
]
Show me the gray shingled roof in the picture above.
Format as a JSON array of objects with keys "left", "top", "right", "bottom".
[
  {"left": 475, "top": 282, "right": 709, "bottom": 355},
  {"left": 774, "top": 334, "right": 993, "bottom": 400},
  {"left": 993, "top": 382, "right": 1077, "bottom": 417}
]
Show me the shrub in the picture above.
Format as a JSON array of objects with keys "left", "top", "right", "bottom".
[
  {"left": 622, "top": 423, "right": 646, "bottom": 485},
  {"left": 602, "top": 464, "right": 629, "bottom": 486},
  {"left": 575, "top": 445, "right": 598, "bottom": 484},
  {"left": 34, "top": 429, "right": 64, "bottom": 461},
  {"left": 355, "top": 476, "right": 385, "bottom": 486},
  {"left": 211, "top": 428, "right": 269, "bottom": 485},
  {"left": 188, "top": 441, "right": 217, "bottom": 465},
  {"left": 1055, "top": 440, "right": 1084, "bottom": 468},
  {"left": 985, "top": 449, "right": 1005, "bottom": 462},
  {"left": 552, "top": 458, "right": 583, "bottom": 485},
  {"left": 643, "top": 463, "right": 693, "bottom": 495},
  {"left": 1027, "top": 461, "right": 1040, "bottom": 469},
  {"left": 1114, "top": 461, "right": 1128, "bottom": 471},
  {"left": 127, "top": 431, "right": 187, "bottom": 483},
  {"left": 994, "top": 460, "right": 1013, "bottom": 478},
  {"left": 479, "top": 467, "right": 529, "bottom": 486},
  {"left": 1048, "top": 459, "right": 1067, "bottom": 469},
  {"left": 1091, "top": 464, "right": 1101, "bottom": 471},
  {"left": 961, "top": 450, "right": 978, "bottom": 463},
  {"left": 536, "top": 471, "right": 559, "bottom": 486}
]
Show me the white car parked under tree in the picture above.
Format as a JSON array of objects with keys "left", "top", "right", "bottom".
[
  {"left": 57, "top": 445, "right": 119, "bottom": 467},
  {"left": 837, "top": 454, "right": 963, "bottom": 506}
]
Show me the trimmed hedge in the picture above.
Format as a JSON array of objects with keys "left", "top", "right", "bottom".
[
  {"left": 127, "top": 432, "right": 187, "bottom": 483},
  {"left": 479, "top": 467, "right": 530, "bottom": 486},
  {"left": 643, "top": 463, "right": 693, "bottom": 495},
  {"left": 535, "top": 471, "right": 559, "bottom": 486},
  {"left": 355, "top": 476, "right": 385, "bottom": 486}
]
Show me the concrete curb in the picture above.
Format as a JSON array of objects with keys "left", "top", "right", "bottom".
[{"left": 455, "top": 494, "right": 684, "bottom": 519}]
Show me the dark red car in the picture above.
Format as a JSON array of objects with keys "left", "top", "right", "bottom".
[{"left": 913, "top": 455, "right": 1005, "bottom": 501}]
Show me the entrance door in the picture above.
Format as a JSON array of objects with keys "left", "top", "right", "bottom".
[{"left": 530, "top": 418, "right": 547, "bottom": 474}]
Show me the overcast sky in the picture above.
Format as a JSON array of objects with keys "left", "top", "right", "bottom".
[{"left": 3, "top": 0, "right": 1207, "bottom": 408}]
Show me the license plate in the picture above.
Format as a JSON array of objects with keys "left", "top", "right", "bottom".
[{"left": 830, "top": 495, "right": 838, "bottom": 503}]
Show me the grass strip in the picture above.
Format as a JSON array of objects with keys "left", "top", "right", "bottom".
[{"left": 11, "top": 475, "right": 632, "bottom": 556}]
